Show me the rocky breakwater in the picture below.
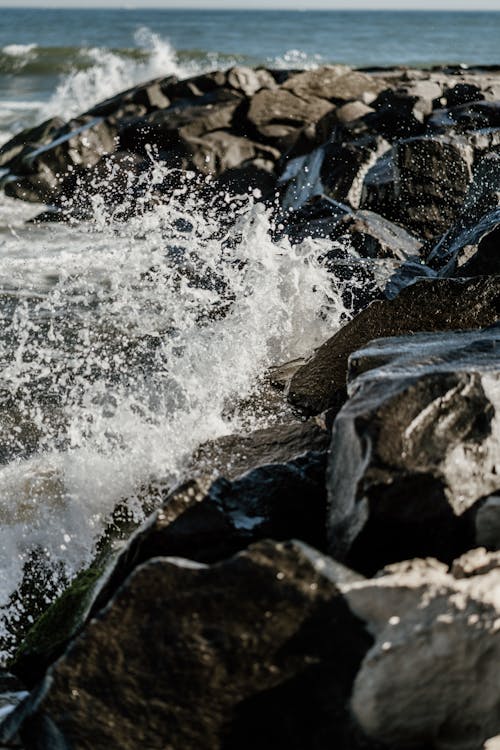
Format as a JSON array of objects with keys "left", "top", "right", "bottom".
[{"left": 3, "top": 62, "right": 500, "bottom": 749}]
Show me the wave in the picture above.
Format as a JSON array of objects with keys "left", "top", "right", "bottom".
[
  {"left": 0, "top": 160, "right": 349, "bottom": 659},
  {"left": 0, "top": 27, "right": 324, "bottom": 132}
]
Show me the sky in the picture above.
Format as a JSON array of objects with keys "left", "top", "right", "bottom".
[{"left": 0, "top": 0, "right": 499, "bottom": 8}]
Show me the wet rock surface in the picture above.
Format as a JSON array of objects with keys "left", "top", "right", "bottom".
[
  {"left": 285, "top": 275, "right": 500, "bottom": 415},
  {"left": 328, "top": 325, "right": 500, "bottom": 573},
  {"left": 345, "top": 551, "right": 500, "bottom": 750},
  {"left": 4, "top": 63, "right": 500, "bottom": 750},
  {"left": 7, "top": 542, "right": 371, "bottom": 750}
]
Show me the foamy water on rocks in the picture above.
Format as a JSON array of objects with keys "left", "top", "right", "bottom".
[{"left": 0, "top": 158, "right": 351, "bottom": 661}]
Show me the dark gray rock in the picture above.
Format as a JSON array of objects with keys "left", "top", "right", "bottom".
[
  {"left": 426, "top": 207, "right": 500, "bottom": 277},
  {"left": 12, "top": 541, "right": 370, "bottom": 750},
  {"left": 281, "top": 66, "right": 386, "bottom": 105},
  {"left": 320, "top": 135, "right": 390, "bottom": 208},
  {"left": 119, "top": 93, "right": 241, "bottom": 156},
  {"left": 12, "top": 420, "right": 330, "bottom": 686},
  {"left": 4, "top": 117, "right": 117, "bottom": 203},
  {"left": 363, "top": 88, "right": 428, "bottom": 141},
  {"left": 327, "top": 325, "right": 500, "bottom": 573},
  {"left": 286, "top": 275, "right": 500, "bottom": 415},
  {"left": 359, "top": 149, "right": 396, "bottom": 218},
  {"left": 394, "top": 134, "right": 474, "bottom": 240},
  {"left": 247, "top": 88, "right": 335, "bottom": 151},
  {"left": 427, "top": 100, "right": 500, "bottom": 135},
  {"left": 191, "top": 419, "right": 329, "bottom": 480},
  {"left": 333, "top": 209, "right": 421, "bottom": 260},
  {"left": 0, "top": 117, "right": 65, "bottom": 171},
  {"left": 86, "top": 76, "right": 172, "bottom": 118},
  {"left": 442, "top": 82, "right": 485, "bottom": 107}
]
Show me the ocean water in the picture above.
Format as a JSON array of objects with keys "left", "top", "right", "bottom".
[
  {"left": 0, "top": 8, "right": 498, "bottom": 661},
  {"left": 1, "top": 9, "right": 500, "bottom": 141}
]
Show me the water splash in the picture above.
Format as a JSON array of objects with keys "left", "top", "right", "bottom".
[
  {"left": 0, "top": 162, "right": 349, "bottom": 660},
  {"left": 39, "top": 28, "right": 213, "bottom": 123}
]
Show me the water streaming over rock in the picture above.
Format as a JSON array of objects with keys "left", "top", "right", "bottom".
[{"left": 0, "top": 158, "right": 350, "bottom": 661}]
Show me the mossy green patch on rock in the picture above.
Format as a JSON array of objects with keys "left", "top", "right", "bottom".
[{"left": 11, "top": 562, "right": 107, "bottom": 687}]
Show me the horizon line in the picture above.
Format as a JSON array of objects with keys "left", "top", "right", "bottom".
[{"left": 1, "top": 4, "right": 500, "bottom": 9}]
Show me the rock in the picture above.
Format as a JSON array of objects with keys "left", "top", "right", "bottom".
[
  {"left": 226, "top": 66, "right": 277, "bottom": 97},
  {"left": 336, "top": 101, "right": 374, "bottom": 124},
  {"left": 10, "top": 541, "right": 371, "bottom": 750},
  {"left": 451, "top": 547, "right": 500, "bottom": 578},
  {"left": 427, "top": 100, "right": 500, "bottom": 134},
  {"left": 394, "top": 135, "right": 474, "bottom": 240},
  {"left": 162, "top": 70, "right": 228, "bottom": 100},
  {"left": 442, "top": 82, "right": 484, "bottom": 107},
  {"left": 4, "top": 117, "right": 117, "bottom": 203},
  {"left": 320, "top": 135, "right": 390, "bottom": 208},
  {"left": 364, "top": 88, "right": 428, "bottom": 141},
  {"left": 247, "top": 88, "right": 334, "bottom": 149},
  {"left": 188, "top": 130, "right": 279, "bottom": 179},
  {"left": 463, "top": 151, "right": 500, "bottom": 219},
  {"left": 359, "top": 149, "right": 396, "bottom": 218},
  {"left": 281, "top": 194, "right": 352, "bottom": 242},
  {"left": 11, "top": 562, "right": 110, "bottom": 688},
  {"left": 383, "top": 258, "right": 438, "bottom": 299},
  {"left": 191, "top": 418, "right": 330, "bottom": 480},
  {"left": 327, "top": 324, "right": 500, "bottom": 574},
  {"left": 474, "top": 497, "right": 500, "bottom": 551},
  {"left": 333, "top": 209, "right": 421, "bottom": 261},
  {"left": 0, "top": 117, "right": 65, "bottom": 171},
  {"left": 286, "top": 275, "right": 500, "bottom": 415},
  {"left": 282, "top": 66, "right": 386, "bottom": 105},
  {"left": 344, "top": 553, "right": 500, "bottom": 749},
  {"left": 95, "top": 447, "right": 329, "bottom": 609},
  {"left": 13, "top": 426, "right": 330, "bottom": 686},
  {"left": 278, "top": 148, "right": 334, "bottom": 212},
  {"left": 426, "top": 207, "right": 500, "bottom": 277},
  {"left": 87, "top": 76, "right": 171, "bottom": 118},
  {"left": 119, "top": 93, "right": 241, "bottom": 156}
]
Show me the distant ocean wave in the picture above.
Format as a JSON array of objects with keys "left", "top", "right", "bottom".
[
  {"left": 0, "top": 38, "right": 322, "bottom": 79},
  {"left": 0, "top": 27, "right": 324, "bottom": 135}
]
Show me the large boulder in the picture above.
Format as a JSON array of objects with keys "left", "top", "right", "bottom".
[
  {"left": 0, "top": 117, "right": 65, "bottom": 171},
  {"left": 119, "top": 93, "right": 242, "bottom": 156},
  {"left": 327, "top": 325, "right": 500, "bottom": 573},
  {"left": 5, "top": 542, "right": 371, "bottom": 750},
  {"left": 281, "top": 66, "right": 386, "bottom": 105},
  {"left": 394, "top": 134, "right": 474, "bottom": 240},
  {"left": 4, "top": 117, "right": 117, "bottom": 203},
  {"left": 12, "top": 421, "right": 329, "bottom": 685},
  {"left": 345, "top": 551, "right": 500, "bottom": 750},
  {"left": 286, "top": 275, "right": 500, "bottom": 415},
  {"left": 320, "top": 135, "right": 390, "bottom": 208},
  {"left": 247, "top": 88, "right": 335, "bottom": 151}
]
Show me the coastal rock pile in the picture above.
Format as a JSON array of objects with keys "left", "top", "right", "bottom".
[{"left": 3, "top": 63, "right": 500, "bottom": 749}]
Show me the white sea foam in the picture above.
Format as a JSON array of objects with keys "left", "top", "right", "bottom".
[
  {"left": 2, "top": 44, "right": 37, "bottom": 58},
  {"left": 270, "top": 48, "right": 323, "bottom": 70},
  {"left": 38, "top": 28, "right": 202, "bottom": 122},
  {"left": 0, "top": 162, "right": 350, "bottom": 660}
]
